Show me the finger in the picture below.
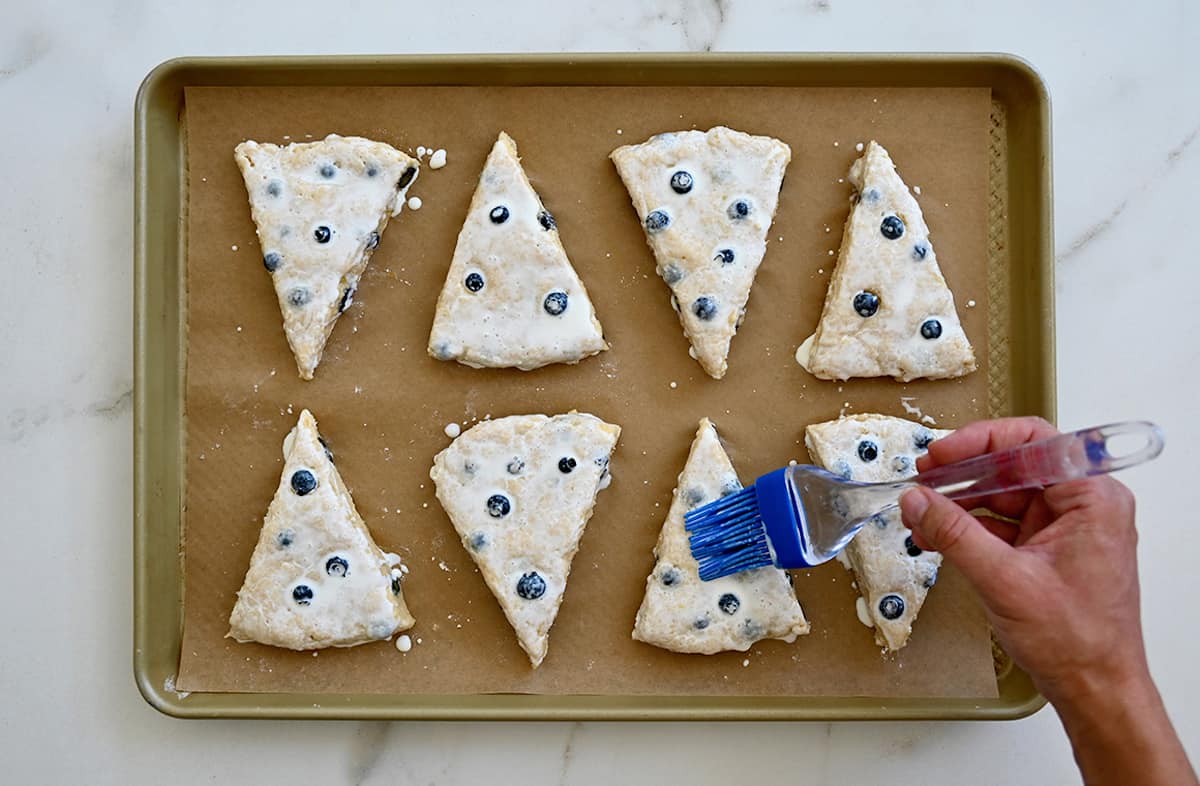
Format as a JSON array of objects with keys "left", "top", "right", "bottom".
[
  {"left": 912, "top": 513, "right": 1019, "bottom": 549},
  {"left": 900, "top": 486, "right": 1015, "bottom": 600},
  {"left": 1042, "top": 476, "right": 1136, "bottom": 529},
  {"left": 944, "top": 488, "right": 1044, "bottom": 520},
  {"left": 922, "top": 416, "right": 1061, "bottom": 468}
]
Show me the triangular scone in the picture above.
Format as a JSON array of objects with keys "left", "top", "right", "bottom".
[
  {"left": 610, "top": 127, "right": 791, "bottom": 379},
  {"left": 427, "top": 132, "right": 607, "bottom": 370},
  {"left": 633, "top": 419, "right": 809, "bottom": 653},
  {"left": 235, "top": 134, "right": 419, "bottom": 380},
  {"left": 228, "top": 410, "right": 415, "bottom": 650},
  {"left": 430, "top": 413, "right": 620, "bottom": 667},
  {"left": 797, "top": 141, "right": 975, "bottom": 382},
  {"left": 804, "top": 414, "right": 951, "bottom": 651}
]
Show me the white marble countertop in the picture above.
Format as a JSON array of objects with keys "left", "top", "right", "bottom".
[{"left": 2, "top": 0, "right": 1197, "bottom": 783}]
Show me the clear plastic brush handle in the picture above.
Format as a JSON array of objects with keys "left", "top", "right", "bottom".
[{"left": 915, "top": 421, "right": 1164, "bottom": 500}]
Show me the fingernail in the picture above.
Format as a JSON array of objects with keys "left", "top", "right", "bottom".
[{"left": 900, "top": 487, "right": 930, "bottom": 524}]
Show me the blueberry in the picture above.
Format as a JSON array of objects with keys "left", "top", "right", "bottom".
[
  {"left": 914, "top": 429, "right": 935, "bottom": 450},
  {"left": 326, "top": 556, "right": 349, "bottom": 576},
  {"left": 853, "top": 291, "right": 880, "bottom": 318},
  {"left": 489, "top": 205, "right": 510, "bottom": 224},
  {"left": 878, "top": 594, "right": 905, "bottom": 620},
  {"left": 319, "top": 163, "right": 336, "bottom": 179},
  {"left": 366, "top": 231, "right": 380, "bottom": 250},
  {"left": 727, "top": 200, "right": 751, "bottom": 220},
  {"left": 486, "top": 494, "right": 511, "bottom": 518},
  {"left": 516, "top": 571, "right": 546, "bottom": 600},
  {"left": 880, "top": 215, "right": 905, "bottom": 240},
  {"left": 537, "top": 210, "right": 556, "bottom": 231},
  {"left": 662, "top": 264, "right": 684, "bottom": 285},
  {"left": 506, "top": 457, "right": 524, "bottom": 475},
  {"left": 431, "top": 342, "right": 454, "bottom": 361},
  {"left": 831, "top": 494, "right": 850, "bottom": 518},
  {"left": 543, "top": 291, "right": 568, "bottom": 316},
  {"left": 338, "top": 284, "right": 356, "bottom": 313},
  {"left": 692, "top": 296, "right": 717, "bottom": 321},
  {"left": 833, "top": 460, "right": 853, "bottom": 480},
  {"left": 741, "top": 619, "right": 765, "bottom": 639},
  {"left": 694, "top": 617, "right": 711, "bottom": 630},
  {"left": 920, "top": 319, "right": 943, "bottom": 339},
  {"left": 718, "top": 593, "right": 740, "bottom": 615},
  {"left": 661, "top": 568, "right": 681, "bottom": 587},
  {"left": 276, "top": 529, "right": 295, "bottom": 548},
  {"left": 290, "top": 469, "right": 317, "bottom": 495},
  {"left": 594, "top": 456, "right": 610, "bottom": 469},
  {"left": 684, "top": 487, "right": 705, "bottom": 507},
  {"left": 366, "top": 165, "right": 379, "bottom": 178},
  {"left": 396, "top": 166, "right": 417, "bottom": 190},
  {"left": 670, "top": 170, "right": 693, "bottom": 194},
  {"left": 390, "top": 576, "right": 402, "bottom": 594},
  {"left": 287, "top": 287, "right": 311, "bottom": 307},
  {"left": 292, "top": 585, "right": 314, "bottom": 605},
  {"left": 904, "top": 536, "right": 922, "bottom": 557},
  {"left": 922, "top": 568, "right": 939, "bottom": 589},
  {"left": 870, "top": 514, "right": 888, "bottom": 529},
  {"left": 892, "top": 455, "right": 911, "bottom": 474},
  {"left": 313, "top": 225, "right": 332, "bottom": 243},
  {"left": 263, "top": 252, "right": 281, "bottom": 272},
  {"left": 468, "top": 532, "right": 488, "bottom": 551},
  {"left": 862, "top": 187, "right": 882, "bottom": 204},
  {"left": 714, "top": 248, "right": 735, "bottom": 265},
  {"left": 318, "top": 436, "right": 334, "bottom": 462},
  {"left": 465, "top": 272, "right": 485, "bottom": 292},
  {"left": 266, "top": 180, "right": 283, "bottom": 197},
  {"left": 645, "top": 210, "right": 670, "bottom": 233},
  {"left": 720, "top": 479, "right": 742, "bottom": 498},
  {"left": 558, "top": 457, "right": 577, "bottom": 473},
  {"left": 912, "top": 243, "right": 929, "bottom": 260},
  {"left": 464, "top": 461, "right": 478, "bottom": 476},
  {"left": 857, "top": 440, "right": 878, "bottom": 462}
]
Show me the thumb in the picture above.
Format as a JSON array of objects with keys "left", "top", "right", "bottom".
[{"left": 900, "top": 486, "right": 1013, "bottom": 599}]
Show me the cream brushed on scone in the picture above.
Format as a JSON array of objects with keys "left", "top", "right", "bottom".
[
  {"left": 804, "top": 413, "right": 950, "bottom": 651},
  {"left": 633, "top": 418, "right": 809, "bottom": 653},
  {"left": 228, "top": 409, "right": 415, "bottom": 650},
  {"left": 427, "top": 132, "right": 607, "bottom": 370},
  {"left": 611, "top": 126, "right": 791, "bottom": 379},
  {"left": 235, "top": 134, "right": 419, "bottom": 380},
  {"left": 797, "top": 141, "right": 975, "bottom": 381},
  {"left": 430, "top": 412, "right": 620, "bottom": 667}
]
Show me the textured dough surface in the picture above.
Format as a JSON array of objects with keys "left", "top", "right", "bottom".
[
  {"left": 235, "top": 134, "right": 418, "bottom": 379},
  {"left": 611, "top": 126, "right": 790, "bottom": 379},
  {"left": 633, "top": 419, "right": 809, "bottom": 653},
  {"left": 428, "top": 132, "right": 607, "bottom": 370},
  {"left": 805, "top": 413, "right": 950, "bottom": 651},
  {"left": 798, "top": 141, "right": 975, "bottom": 382},
  {"left": 228, "top": 409, "right": 415, "bottom": 650},
  {"left": 430, "top": 413, "right": 620, "bottom": 667}
]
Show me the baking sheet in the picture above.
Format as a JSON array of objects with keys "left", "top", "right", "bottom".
[{"left": 176, "top": 84, "right": 996, "bottom": 698}]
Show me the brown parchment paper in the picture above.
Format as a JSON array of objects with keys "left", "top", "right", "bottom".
[{"left": 177, "top": 84, "right": 997, "bottom": 698}]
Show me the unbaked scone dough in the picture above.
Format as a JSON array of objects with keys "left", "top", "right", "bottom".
[
  {"left": 228, "top": 409, "right": 415, "bottom": 650},
  {"left": 797, "top": 141, "right": 975, "bottom": 382},
  {"left": 804, "top": 413, "right": 950, "bottom": 651},
  {"left": 610, "top": 126, "right": 791, "bottom": 379},
  {"left": 427, "top": 132, "right": 607, "bottom": 370},
  {"left": 633, "top": 419, "right": 809, "bottom": 653},
  {"left": 235, "top": 134, "right": 418, "bottom": 380},
  {"left": 430, "top": 413, "right": 620, "bottom": 667}
]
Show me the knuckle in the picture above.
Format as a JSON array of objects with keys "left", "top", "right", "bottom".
[{"left": 929, "top": 505, "right": 972, "bottom": 553}]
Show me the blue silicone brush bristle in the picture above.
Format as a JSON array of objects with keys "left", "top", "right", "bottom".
[{"left": 685, "top": 467, "right": 809, "bottom": 581}]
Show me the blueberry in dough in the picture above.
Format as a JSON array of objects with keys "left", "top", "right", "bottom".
[
  {"left": 905, "top": 536, "right": 922, "bottom": 557},
  {"left": 715, "top": 248, "right": 735, "bottom": 265},
  {"left": 263, "top": 252, "right": 281, "bottom": 272},
  {"left": 366, "top": 231, "right": 380, "bottom": 250},
  {"left": 853, "top": 291, "right": 879, "bottom": 318},
  {"left": 318, "top": 436, "right": 334, "bottom": 462},
  {"left": 880, "top": 215, "right": 905, "bottom": 240},
  {"left": 920, "top": 319, "right": 943, "bottom": 339},
  {"left": 366, "top": 165, "right": 379, "bottom": 178},
  {"left": 862, "top": 187, "right": 882, "bottom": 204},
  {"left": 292, "top": 585, "right": 314, "bottom": 606},
  {"left": 396, "top": 166, "right": 417, "bottom": 190},
  {"left": 543, "top": 291, "right": 568, "bottom": 316},
  {"left": 922, "top": 568, "right": 939, "bottom": 589},
  {"left": 692, "top": 296, "right": 717, "bottom": 321},
  {"left": 326, "top": 556, "right": 349, "bottom": 576},
  {"left": 670, "top": 170, "right": 693, "bottom": 194},
  {"left": 266, "top": 180, "right": 282, "bottom": 197},
  {"left": 465, "top": 272, "right": 485, "bottom": 292},
  {"left": 558, "top": 457, "right": 577, "bottom": 473},
  {"left": 684, "top": 487, "right": 705, "bottom": 507},
  {"left": 694, "top": 617, "right": 711, "bottom": 630},
  {"left": 857, "top": 440, "right": 879, "bottom": 462},
  {"left": 486, "top": 494, "right": 511, "bottom": 518},
  {"left": 469, "top": 532, "right": 488, "bottom": 551},
  {"left": 662, "top": 263, "right": 684, "bottom": 285},
  {"left": 287, "top": 287, "right": 311, "bottom": 307},
  {"left": 727, "top": 200, "right": 751, "bottom": 220},
  {"left": 537, "top": 210, "right": 556, "bottom": 231},
  {"left": 390, "top": 576, "right": 402, "bottom": 594},
  {"left": 892, "top": 455, "right": 911, "bottom": 474},
  {"left": 506, "top": 457, "right": 524, "bottom": 475},
  {"left": 489, "top": 205, "right": 510, "bottom": 224},
  {"left": 833, "top": 460, "right": 853, "bottom": 480},
  {"left": 645, "top": 210, "right": 670, "bottom": 233},
  {"left": 313, "top": 225, "right": 332, "bottom": 243},
  {"left": 338, "top": 285, "right": 355, "bottom": 313},
  {"left": 878, "top": 594, "right": 905, "bottom": 620},
  {"left": 516, "top": 571, "right": 546, "bottom": 600},
  {"left": 914, "top": 429, "right": 935, "bottom": 450},
  {"left": 718, "top": 593, "right": 740, "bottom": 615},
  {"left": 319, "top": 163, "right": 336, "bottom": 179},
  {"left": 660, "top": 568, "right": 681, "bottom": 586},
  {"left": 912, "top": 242, "right": 929, "bottom": 260},
  {"left": 290, "top": 469, "right": 317, "bottom": 495},
  {"left": 276, "top": 529, "right": 295, "bottom": 548}
]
